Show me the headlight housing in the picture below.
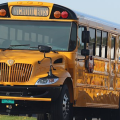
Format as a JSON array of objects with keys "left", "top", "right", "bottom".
[{"left": 35, "top": 78, "right": 59, "bottom": 85}]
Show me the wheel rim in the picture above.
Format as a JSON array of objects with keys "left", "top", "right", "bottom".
[{"left": 62, "top": 93, "right": 70, "bottom": 119}]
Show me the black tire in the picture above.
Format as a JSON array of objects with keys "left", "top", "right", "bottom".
[
  {"left": 116, "top": 110, "right": 120, "bottom": 120},
  {"left": 86, "top": 117, "right": 92, "bottom": 120},
  {"left": 51, "top": 84, "right": 72, "bottom": 120},
  {"left": 37, "top": 113, "right": 48, "bottom": 120},
  {"left": 75, "top": 116, "right": 85, "bottom": 120}
]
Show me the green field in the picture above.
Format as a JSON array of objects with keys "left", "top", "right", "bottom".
[{"left": 0, "top": 115, "right": 36, "bottom": 120}]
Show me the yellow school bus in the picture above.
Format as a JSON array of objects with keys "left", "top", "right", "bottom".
[{"left": 0, "top": 1, "right": 120, "bottom": 120}]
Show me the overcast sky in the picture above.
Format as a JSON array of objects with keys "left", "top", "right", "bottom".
[{"left": 0, "top": 0, "right": 120, "bottom": 24}]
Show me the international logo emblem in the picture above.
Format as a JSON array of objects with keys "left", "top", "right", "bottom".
[{"left": 7, "top": 60, "right": 15, "bottom": 66}]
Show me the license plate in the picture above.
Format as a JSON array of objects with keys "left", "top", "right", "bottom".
[{"left": 1, "top": 99, "right": 14, "bottom": 104}]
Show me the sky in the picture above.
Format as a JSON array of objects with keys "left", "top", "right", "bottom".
[{"left": 0, "top": 0, "right": 120, "bottom": 24}]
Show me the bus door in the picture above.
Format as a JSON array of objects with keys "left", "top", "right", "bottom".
[{"left": 110, "top": 34, "right": 117, "bottom": 90}]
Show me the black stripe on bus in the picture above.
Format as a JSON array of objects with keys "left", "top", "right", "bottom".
[
  {"left": 0, "top": 3, "right": 10, "bottom": 18},
  {"left": 50, "top": 4, "right": 77, "bottom": 20}
]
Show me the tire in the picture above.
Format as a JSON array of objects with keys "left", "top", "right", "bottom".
[
  {"left": 75, "top": 116, "right": 85, "bottom": 120},
  {"left": 37, "top": 113, "right": 48, "bottom": 120},
  {"left": 51, "top": 84, "right": 72, "bottom": 120}
]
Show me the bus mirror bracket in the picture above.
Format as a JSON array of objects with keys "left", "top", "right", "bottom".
[
  {"left": 81, "top": 30, "right": 90, "bottom": 70},
  {"left": 38, "top": 45, "right": 54, "bottom": 77},
  {"left": 85, "top": 59, "right": 89, "bottom": 69}
]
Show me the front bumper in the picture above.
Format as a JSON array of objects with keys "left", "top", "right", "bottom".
[
  {"left": 0, "top": 85, "right": 62, "bottom": 114},
  {"left": 0, "top": 85, "right": 62, "bottom": 101}
]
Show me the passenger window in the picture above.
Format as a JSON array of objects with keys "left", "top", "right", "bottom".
[
  {"left": 78, "top": 26, "right": 85, "bottom": 54},
  {"left": 96, "top": 30, "right": 102, "bottom": 57},
  {"left": 111, "top": 37, "right": 115, "bottom": 59},
  {"left": 119, "top": 36, "right": 120, "bottom": 60},
  {"left": 89, "top": 28, "right": 107, "bottom": 58},
  {"left": 102, "top": 32, "right": 107, "bottom": 58},
  {"left": 89, "top": 28, "right": 95, "bottom": 56}
]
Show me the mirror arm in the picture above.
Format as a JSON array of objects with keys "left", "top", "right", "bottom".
[
  {"left": 43, "top": 52, "right": 56, "bottom": 76},
  {"left": 84, "top": 42, "right": 86, "bottom": 49}
]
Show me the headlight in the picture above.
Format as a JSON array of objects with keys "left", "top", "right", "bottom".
[{"left": 35, "top": 78, "right": 59, "bottom": 85}]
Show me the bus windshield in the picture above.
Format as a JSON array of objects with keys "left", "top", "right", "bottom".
[{"left": 0, "top": 21, "right": 75, "bottom": 51}]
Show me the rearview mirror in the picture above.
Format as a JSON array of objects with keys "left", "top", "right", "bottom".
[
  {"left": 38, "top": 45, "right": 51, "bottom": 53},
  {"left": 82, "top": 31, "right": 90, "bottom": 43}
]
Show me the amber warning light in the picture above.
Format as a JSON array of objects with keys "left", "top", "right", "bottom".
[
  {"left": 0, "top": 9, "right": 7, "bottom": 16},
  {"left": 12, "top": 6, "right": 49, "bottom": 17}
]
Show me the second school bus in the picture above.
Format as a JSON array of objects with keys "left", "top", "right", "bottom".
[{"left": 0, "top": 1, "right": 119, "bottom": 120}]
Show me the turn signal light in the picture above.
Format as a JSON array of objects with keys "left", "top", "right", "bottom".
[
  {"left": 61, "top": 11, "right": 68, "bottom": 18},
  {"left": 0, "top": 9, "right": 6, "bottom": 16},
  {"left": 54, "top": 11, "right": 61, "bottom": 18}
]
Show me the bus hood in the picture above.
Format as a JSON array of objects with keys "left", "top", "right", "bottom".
[
  {"left": 0, "top": 50, "right": 65, "bottom": 65},
  {"left": 0, "top": 50, "right": 67, "bottom": 85}
]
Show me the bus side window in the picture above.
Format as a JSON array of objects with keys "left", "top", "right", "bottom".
[
  {"left": 102, "top": 31, "right": 107, "bottom": 58},
  {"left": 89, "top": 28, "right": 95, "bottom": 56},
  {"left": 111, "top": 37, "right": 115, "bottom": 60},
  {"left": 78, "top": 26, "right": 85, "bottom": 54},
  {"left": 96, "top": 30, "right": 102, "bottom": 57}
]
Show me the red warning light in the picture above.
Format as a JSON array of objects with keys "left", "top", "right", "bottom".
[{"left": 61, "top": 11, "right": 68, "bottom": 18}]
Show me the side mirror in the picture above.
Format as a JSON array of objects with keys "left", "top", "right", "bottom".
[
  {"left": 38, "top": 45, "right": 51, "bottom": 53},
  {"left": 82, "top": 31, "right": 90, "bottom": 43},
  {"left": 81, "top": 49, "right": 89, "bottom": 56}
]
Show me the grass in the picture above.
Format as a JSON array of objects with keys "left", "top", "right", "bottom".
[{"left": 0, "top": 115, "right": 37, "bottom": 120}]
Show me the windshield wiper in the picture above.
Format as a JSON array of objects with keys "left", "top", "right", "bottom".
[{"left": 2, "top": 44, "right": 30, "bottom": 51}]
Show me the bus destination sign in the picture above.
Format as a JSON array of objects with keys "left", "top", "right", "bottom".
[{"left": 12, "top": 6, "right": 49, "bottom": 17}]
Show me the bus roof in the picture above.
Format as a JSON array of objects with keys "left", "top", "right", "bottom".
[{"left": 75, "top": 11, "right": 120, "bottom": 32}]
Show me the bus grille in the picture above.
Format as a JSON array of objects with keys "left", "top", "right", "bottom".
[{"left": 0, "top": 63, "right": 33, "bottom": 82}]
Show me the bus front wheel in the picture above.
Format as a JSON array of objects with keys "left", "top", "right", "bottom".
[
  {"left": 51, "top": 84, "right": 72, "bottom": 120},
  {"left": 37, "top": 113, "right": 48, "bottom": 120}
]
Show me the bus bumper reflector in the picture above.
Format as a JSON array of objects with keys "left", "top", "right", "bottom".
[{"left": 0, "top": 96, "right": 51, "bottom": 101}]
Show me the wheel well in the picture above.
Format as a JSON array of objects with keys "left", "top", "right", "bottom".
[{"left": 63, "top": 78, "right": 74, "bottom": 103}]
